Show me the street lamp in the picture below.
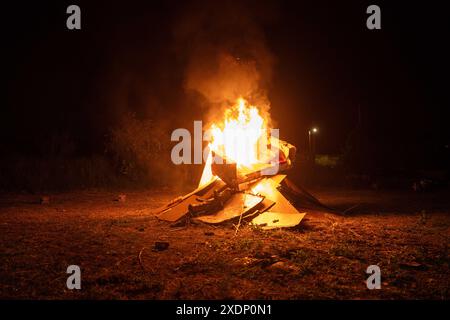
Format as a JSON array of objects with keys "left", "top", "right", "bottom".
[{"left": 308, "top": 127, "right": 319, "bottom": 160}]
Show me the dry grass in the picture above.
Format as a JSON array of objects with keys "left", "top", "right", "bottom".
[{"left": 0, "top": 188, "right": 449, "bottom": 299}]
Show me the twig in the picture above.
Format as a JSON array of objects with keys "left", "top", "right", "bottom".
[
  {"left": 138, "top": 247, "right": 147, "bottom": 271},
  {"left": 234, "top": 213, "right": 244, "bottom": 236},
  {"left": 169, "top": 226, "right": 188, "bottom": 231},
  {"left": 348, "top": 228, "right": 362, "bottom": 238},
  {"left": 234, "top": 194, "right": 246, "bottom": 236},
  {"left": 115, "top": 255, "right": 134, "bottom": 267},
  {"left": 342, "top": 204, "right": 361, "bottom": 215}
]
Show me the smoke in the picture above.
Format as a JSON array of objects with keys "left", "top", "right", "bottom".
[{"left": 173, "top": 0, "right": 278, "bottom": 125}]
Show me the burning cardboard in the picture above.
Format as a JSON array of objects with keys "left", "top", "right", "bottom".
[
  {"left": 155, "top": 142, "right": 315, "bottom": 229},
  {"left": 251, "top": 211, "right": 306, "bottom": 230},
  {"left": 195, "top": 193, "right": 264, "bottom": 224}
]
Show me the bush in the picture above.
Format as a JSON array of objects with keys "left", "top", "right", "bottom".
[
  {"left": 107, "top": 112, "right": 194, "bottom": 188},
  {"left": 0, "top": 113, "right": 199, "bottom": 192}
]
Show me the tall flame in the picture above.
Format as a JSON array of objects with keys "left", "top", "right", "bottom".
[
  {"left": 199, "top": 97, "right": 269, "bottom": 187},
  {"left": 209, "top": 97, "right": 267, "bottom": 167}
]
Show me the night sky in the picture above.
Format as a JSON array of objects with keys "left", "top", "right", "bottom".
[{"left": 3, "top": 0, "right": 449, "bottom": 172}]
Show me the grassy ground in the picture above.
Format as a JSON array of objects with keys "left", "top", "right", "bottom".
[{"left": 0, "top": 188, "right": 449, "bottom": 299}]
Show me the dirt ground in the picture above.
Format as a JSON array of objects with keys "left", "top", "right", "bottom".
[{"left": 0, "top": 187, "right": 449, "bottom": 299}]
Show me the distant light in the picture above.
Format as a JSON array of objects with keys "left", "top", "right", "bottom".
[{"left": 312, "top": 127, "right": 318, "bottom": 133}]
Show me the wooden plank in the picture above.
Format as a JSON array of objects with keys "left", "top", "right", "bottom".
[
  {"left": 156, "top": 195, "right": 199, "bottom": 222},
  {"left": 198, "top": 179, "right": 226, "bottom": 199},
  {"left": 150, "top": 178, "right": 219, "bottom": 216},
  {"left": 242, "top": 198, "right": 276, "bottom": 219}
]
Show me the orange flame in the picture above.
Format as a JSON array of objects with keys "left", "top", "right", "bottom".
[
  {"left": 199, "top": 98, "right": 270, "bottom": 187},
  {"left": 209, "top": 97, "right": 267, "bottom": 167}
]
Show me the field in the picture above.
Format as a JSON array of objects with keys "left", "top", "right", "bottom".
[{"left": 1, "top": 188, "right": 449, "bottom": 299}]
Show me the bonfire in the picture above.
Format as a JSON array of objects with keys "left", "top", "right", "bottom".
[{"left": 154, "top": 98, "right": 329, "bottom": 230}]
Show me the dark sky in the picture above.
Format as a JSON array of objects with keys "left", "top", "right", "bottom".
[{"left": 2, "top": 0, "right": 449, "bottom": 170}]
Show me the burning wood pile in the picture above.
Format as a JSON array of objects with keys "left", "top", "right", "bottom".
[{"left": 154, "top": 98, "right": 329, "bottom": 230}]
